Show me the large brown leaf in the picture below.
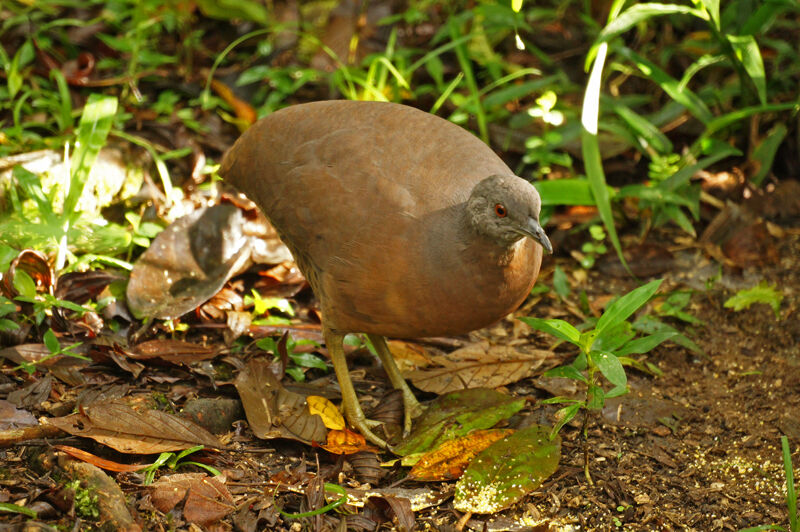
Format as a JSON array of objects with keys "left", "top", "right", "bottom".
[{"left": 47, "top": 400, "right": 224, "bottom": 453}]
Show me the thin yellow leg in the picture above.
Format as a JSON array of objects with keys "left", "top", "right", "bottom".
[
  {"left": 367, "top": 334, "right": 424, "bottom": 434},
  {"left": 325, "top": 328, "right": 387, "bottom": 448}
]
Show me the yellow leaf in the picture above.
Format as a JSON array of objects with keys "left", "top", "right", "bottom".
[{"left": 307, "top": 395, "right": 345, "bottom": 430}]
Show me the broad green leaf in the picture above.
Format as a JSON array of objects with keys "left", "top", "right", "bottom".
[
  {"left": 519, "top": 317, "right": 580, "bottom": 344},
  {"left": 551, "top": 402, "right": 582, "bottom": 436},
  {"left": 394, "top": 389, "right": 525, "bottom": 457},
  {"left": 12, "top": 270, "right": 36, "bottom": 299},
  {"left": 592, "top": 321, "right": 635, "bottom": 352},
  {"left": 454, "top": 425, "right": 561, "bottom": 513},
  {"left": 288, "top": 352, "right": 328, "bottom": 371},
  {"left": 591, "top": 351, "right": 627, "bottom": 388},
  {"left": 596, "top": 279, "right": 663, "bottom": 335},
  {"left": 194, "top": 0, "right": 269, "bottom": 24},
  {"left": 43, "top": 328, "right": 60, "bottom": 353},
  {"left": 727, "top": 34, "right": 767, "bottom": 105},
  {"left": 615, "top": 331, "right": 678, "bottom": 356},
  {"left": 534, "top": 178, "right": 608, "bottom": 206}
]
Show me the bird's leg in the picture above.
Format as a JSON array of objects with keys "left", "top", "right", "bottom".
[
  {"left": 367, "top": 334, "right": 424, "bottom": 434},
  {"left": 324, "top": 328, "right": 388, "bottom": 448}
]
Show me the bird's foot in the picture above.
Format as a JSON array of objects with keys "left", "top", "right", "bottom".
[
  {"left": 402, "top": 391, "right": 425, "bottom": 435},
  {"left": 347, "top": 413, "right": 388, "bottom": 449}
]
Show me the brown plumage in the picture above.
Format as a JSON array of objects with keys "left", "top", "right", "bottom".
[{"left": 222, "top": 100, "right": 550, "bottom": 447}]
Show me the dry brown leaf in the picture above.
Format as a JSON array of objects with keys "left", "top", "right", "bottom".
[
  {"left": 386, "top": 340, "right": 436, "bottom": 372},
  {"left": 151, "top": 473, "right": 235, "bottom": 527},
  {"left": 47, "top": 400, "right": 224, "bottom": 454},
  {"left": 404, "top": 341, "right": 557, "bottom": 394},
  {"left": 234, "top": 358, "right": 327, "bottom": 444}
]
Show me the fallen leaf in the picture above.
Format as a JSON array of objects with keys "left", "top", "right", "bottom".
[
  {"left": 321, "top": 429, "right": 377, "bottom": 455},
  {"left": 404, "top": 341, "right": 556, "bottom": 394},
  {"left": 55, "top": 445, "right": 148, "bottom": 473},
  {"left": 47, "top": 400, "right": 224, "bottom": 453},
  {"left": 454, "top": 425, "right": 561, "bottom": 514},
  {"left": 151, "top": 473, "right": 235, "bottom": 527},
  {"left": 307, "top": 395, "right": 345, "bottom": 430},
  {"left": 393, "top": 388, "right": 524, "bottom": 457},
  {"left": 234, "top": 358, "right": 327, "bottom": 444},
  {"left": 407, "top": 429, "right": 513, "bottom": 481}
]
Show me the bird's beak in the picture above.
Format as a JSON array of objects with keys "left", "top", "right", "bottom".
[{"left": 520, "top": 218, "right": 553, "bottom": 254}]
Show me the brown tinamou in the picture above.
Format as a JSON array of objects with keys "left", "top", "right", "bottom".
[{"left": 221, "top": 100, "right": 551, "bottom": 447}]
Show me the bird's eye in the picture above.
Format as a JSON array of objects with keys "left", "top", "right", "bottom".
[{"left": 494, "top": 204, "right": 507, "bottom": 218}]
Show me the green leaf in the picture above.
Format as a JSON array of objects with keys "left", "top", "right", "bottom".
[
  {"left": 633, "top": 315, "right": 705, "bottom": 357},
  {"left": 552, "top": 265, "right": 570, "bottom": 299},
  {"left": 43, "top": 329, "right": 60, "bottom": 354},
  {"left": 611, "top": 102, "right": 673, "bottom": 154},
  {"left": 394, "top": 389, "right": 525, "bottom": 457},
  {"left": 616, "top": 47, "right": 714, "bottom": 124},
  {"left": 724, "top": 281, "right": 783, "bottom": 319},
  {"left": 596, "top": 279, "right": 663, "bottom": 335},
  {"left": 592, "top": 321, "right": 635, "bottom": 352},
  {"left": 700, "top": 0, "right": 720, "bottom": 28},
  {"left": 726, "top": 34, "right": 767, "bottom": 105},
  {"left": 750, "top": 123, "right": 787, "bottom": 186},
  {"left": 543, "top": 364, "right": 588, "bottom": 383},
  {"left": 0, "top": 501, "right": 37, "bottom": 518},
  {"left": 454, "top": 425, "right": 561, "bottom": 513},
  {"left": 288, "top": 352, "right": 328, "bottom": 371},
  {"left": 12, "top": 270, "right": 36, "bottom": 299},
  {"left": 615, "top": 331, "right": 677, "bottom": 356},
  {"left": 581, "top": 42, "right": 627, "bottom": 272},
  {"left": 66, "top": 94, "right": 118, "bottom": 217},
  {"left": 551, "top": 402, "right": 582, "bottom": 436},
  {"left": 587, "top": 384, "right": 605, "bottom": 410},
  {"left": 592, "top": 351, "right": 627, "bottom": 388},
  {"left": 534, "top": 178, "right": 608, "bottom": 206},
  {"left": 519, "top": 317, "right": 580, "bottom": 345},
  {"left": 595, "top": 3, "right": 706, "bottom": 49}
]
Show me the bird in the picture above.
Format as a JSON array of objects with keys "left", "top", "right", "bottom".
[{"left": 220, "top": 100, "right": 551, "bottom": 448}]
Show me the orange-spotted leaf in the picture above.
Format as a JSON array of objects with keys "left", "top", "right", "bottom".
[
  {"left": 322, "top": 429, "right": 378, "bottom": 455},
  {"left": 407, "top": 429, "right": 513, "bottom": 481},
  {"left": 454, "top": 425, "right": 561, "bottom": 514},
  {"left": 307, "top": 395, "right": 345, "bottom": 430}
]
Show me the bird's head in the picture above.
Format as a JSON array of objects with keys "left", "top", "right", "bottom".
[{"left": 467, "top": 174, "right": 552, "bottom": 253}]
